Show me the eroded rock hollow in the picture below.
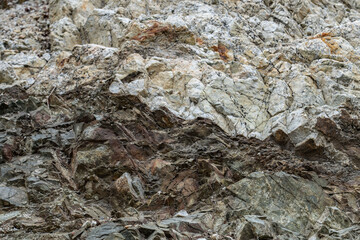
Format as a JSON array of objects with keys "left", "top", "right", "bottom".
[{"left": 0, "top": 0, "right": 359, "bottom": 239}]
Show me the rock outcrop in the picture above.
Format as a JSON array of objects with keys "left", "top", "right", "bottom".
[
  {"left": 25, "top": 0, "right": 360, "bottom": 167},
  {"left": 0, "top": 0, "right": 359, "bottom": 239}
]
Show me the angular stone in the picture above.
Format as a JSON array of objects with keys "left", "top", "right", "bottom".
[
  {"left": 267, "top": 79, "right": 291, "bottom": 116},
  {"left": 297, "top": 39, "right": 331, "bottom": 61},
  {"left": 85, "top": 222, "right": 124, "bottom": 240},
  {"left": 5, "top": 52, "right": 47, "bottom": 68},
  {"left": 83, "top": 9, "right": 130, "bottom": 48},
  {"left": 50, "top": 17, "right": 81, "bottom": 51},
  {"left": 0, "top": 186, "right": 28, "bottom": 207},
  {"left": 114, "top": 172, "right": 145, "bottom": 201},
  {"left": 236, "top": 215, "right": 280, "bottom": 240},
  {"left": 227, "top": 172, "right": 334, "bottom": 234},
  {"left": 0, "top": 210, "right": 22, "bottom": 224},
  {"left": 75, "top": 145, "right": 112, "bottom": 168},
  {"left": 0, "top": 61, "right": 17, "bottom": 84}
]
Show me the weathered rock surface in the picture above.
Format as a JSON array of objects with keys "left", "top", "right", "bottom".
[
  {"left": 228, "top": 172, "right": 335, "bottom": 235},
  {"left": 18, "top": 0, "right": 359, "bottom": 168},
  {"left": 0, "top": 0, "right": 360, "bottom": 239},
  {"left": 0, "top": 186, "right": 28, "bottom": 207},
  {"left": 0, "top": 61, "right": 17, "bottom": 84}
]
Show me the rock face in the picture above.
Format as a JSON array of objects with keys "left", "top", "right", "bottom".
[
  {"left": 0, "top": 0, "right": 359, "bottom": 239},
  {"left": 22, "top": 0, "right": 359, "bottom": 167}
]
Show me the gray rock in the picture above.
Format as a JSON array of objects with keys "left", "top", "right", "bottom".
[
  {"left": 83, "top": 9, "right": 130, "bottom": 48},
  {"left": 0, "top": 210, "right": 22, "bottom": 224},
  {"left": 0, "top": 186, "right": 28, "bottom": 207},
  {"left": 50, "top": 17, "right": 81, "bottom": 51},
  {"left": 1, "top": 0, "right": 360, "bottom": 239},
  {"left": 5, "top": 53, "right": 46, "bottom": 68},
  {"left": 26, "top": 0, "right": 360, "bottom": 169},
  {"left": 86, "top": 222, "right": 124, "bottom": 240},
  {"left": 227, "top": 172, "right": 334, "bottom": 235},
  {"left": 297, "top": 39, "right": 331, "bottom": 62},
  {"left": 0, "top": 61, "right": 17, "bottom": 84}
]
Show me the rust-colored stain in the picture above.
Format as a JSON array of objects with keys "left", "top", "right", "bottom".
[
  {"left": 132, "top": 22, "right": 173, "bottom": 42},
  {"left": 309, "top": 32, "right": 339, "bottom": 54},
  {"left": 211, "top": 43, "right": 230, "bottom": 61},
  {"left": 309, "top": 32, "right": 334, "bottom": 39},
  {"left": 81, "top": 0, "right": 87, "bottom": 10},
  {"left": 196, "top": 37, "right": 204, "bottom": 45}
]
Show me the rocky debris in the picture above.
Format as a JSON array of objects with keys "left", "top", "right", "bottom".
[{"left": 0, "top": 0, "right": 360, "bottom": 239}]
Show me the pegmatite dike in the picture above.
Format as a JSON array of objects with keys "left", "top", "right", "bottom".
[{"left": 26, "top": 0, "right": 360, "bottom": 165}]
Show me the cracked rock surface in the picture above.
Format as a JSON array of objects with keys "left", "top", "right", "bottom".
[{"left": 0, "top": 0, "right": 360, "bottom": 239}]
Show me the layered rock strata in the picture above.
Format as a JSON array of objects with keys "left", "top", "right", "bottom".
[{"left": 0, "top": 0, "right": 359, "bottom": 239}]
